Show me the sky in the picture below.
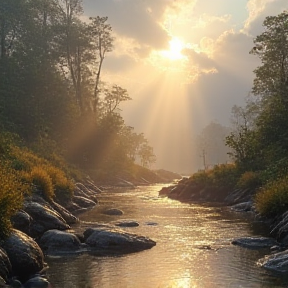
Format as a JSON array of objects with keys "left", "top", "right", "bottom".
[{"left": 82, "top": 0, "right": 288, "bottom": 173}]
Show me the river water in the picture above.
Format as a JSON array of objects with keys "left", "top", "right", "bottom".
[{"left": 46, "top": 184, "right": 288, "bottom": 288}]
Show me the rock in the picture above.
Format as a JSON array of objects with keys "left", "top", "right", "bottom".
[
  {"left": 232, "top": 237, "right": 279, "bottom": 249},
  {"left": 2, "top": 230, "right": 44, "bottom": 281},
  {"left": 11, "top": 210, "right": 32, "bottom": 235},
  {"left": 49, "top": 201, "right": 78, "bottom": 225},
  {"left": 72, "top": 196, "right": 97, "bottom": 209},
  {"left": 103, "top": 208, "right": 124, "bottom": 216},
  {"left": 145, "top": 222, "right": 158, "bottom": 226},
  {"left": 84, "top": 227, "right": 156, "bottom": 253},
  {"left": 0, "top": 276, "right": 6, "bottom": 287},
  {"left": 74, "top": 186, "right": 98, "bottom": 203},
  {"left": 230, "top": 201, "right": 254, "bottom": 212},
  {"left": 258, "top": 249, "right": 288, "bottom": 272},
  {"left": 114, "top": 220, "right": 139, "bottom": 227},
  {"left": 0, "top": 248, "right": 11, "bottom": 283},
  {"left": 39, "top": 230, "right": 82, "bottom": 255},
  {"left": 24, "top": 276, "right": 51, "bottom": 288},
  {"left": 23, "top": 202, "right": 70, "bottom": 237}
]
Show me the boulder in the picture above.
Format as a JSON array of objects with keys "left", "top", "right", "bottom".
[
  {"left": 72, "top": 196, "right": 97, "bottom": 209},
  {"left": 232, "top": 237, "right": 279, "bottom": 249},
  {"left": 2, "top": 229, "right": 44, "bottom": 281},
  {"left": 23, "top": 202, "right": 70, "bottom": 237},
  {"left": 24, "top": 275, "right": 51, "bottom": 288},
  {"left": 258, "top": 249, "right": 288, "bottom": 273},
  {"left": 230, "top": 201, "right": 254, "bottom": 212},
  {"left": 49, "top": 201, "right": 78, "bottom": 225},
  {"left": 103, "top": 208, "right": 124, "bottom": 216},
  {"left": 0, "top": 248, "right": 11, "bottom": 283},
  {"left": 74, "top": 186, "right": 98, "bottom": 203},
  {"left": 11, "top": 210, "right": 32, "bottom": 235},
  {"left": 39, "top": 230, "right": 81, "bottom": 255},
  {"left": 84, "top": 227, "right": 156, "bottom": 253},
  {"left": 114, "top": 220, "right": 139, "bottom": 228}
]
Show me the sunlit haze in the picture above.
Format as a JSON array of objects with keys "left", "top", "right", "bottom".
[{"left": 83, "top": 0, "right": 287, "bottom": 173}]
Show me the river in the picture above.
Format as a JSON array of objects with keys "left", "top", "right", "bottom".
[{"left": 45, "top": 184, "right": 288, "bottom": 288}]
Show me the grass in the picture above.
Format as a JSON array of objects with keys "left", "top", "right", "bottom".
[{"left": 255, "top": 175, "right": 288, "bottom": 217}]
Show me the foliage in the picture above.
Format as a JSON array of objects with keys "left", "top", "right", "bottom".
[
  {"left": 255, "top": 175, "right": 288, "bottom": 217},
  {"left": 190, "top": 164, "right": 239, "bottom": 188},
  {"left": 29, "top": 166, "right": 54, "bottom": 200},
  {"left": 0, "top": 163, "right": 29, "bottom": 239},
  {"left": 44, "top": 165, "right": 74, "bottom": 203},
  {"left": 236, "top": 171, "right": 262, "bottom": 190}
]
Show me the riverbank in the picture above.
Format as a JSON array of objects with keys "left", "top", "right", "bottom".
[
  {"left": 159, "top": 176, "right": 288, "bottom": 274},
  {"left": 0, "top": 177, "right": 163, "bottom": 287}
]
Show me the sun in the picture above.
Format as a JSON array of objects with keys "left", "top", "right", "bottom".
[{"left": 161, "top": 37, "right": 186, "bottom": 60}]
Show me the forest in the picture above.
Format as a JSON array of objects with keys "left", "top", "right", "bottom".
[{"left": 0, "top": 0, "right": 158, "bottom": 238}]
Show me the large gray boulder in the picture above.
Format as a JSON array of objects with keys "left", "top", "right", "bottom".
[
  {"left": 258, "top": 249, "right": 288, "bottom": 272},
  {"left": 0, "top": 248, "right": 11, "bottom": 283},
  {"left": 11, "top": 210, "right": 32, "bottom": 235},
  {"left": 232, "top": 237, "right": 279, "bottom": 249},
  {"left": 2, "top": 229, "right": 44, "bottom": 280},
  {"left": 84, "top": 227, "right": 156, "bottom": 253},
  {"left": 39, "top": 230, "right": 82, "bottom": 255},
  {"left": 23, "top": 202, "right": 70, "bottom": 237}
]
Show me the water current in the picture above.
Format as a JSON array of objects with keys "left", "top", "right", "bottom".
[{"left": 46, "top": 184, "right": 288, "bottom": 288}]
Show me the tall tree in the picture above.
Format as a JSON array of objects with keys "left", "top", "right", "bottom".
[
  {"left": 251, "top": 11, "right": 288, "bottom": 101},
  {"left": 89, "top": 16, "right": 113, "bottom": 114}
]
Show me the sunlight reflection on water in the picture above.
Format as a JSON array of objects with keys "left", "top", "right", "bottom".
[{"left": 46, "top": 184, "right": 288, "bottom": 288}]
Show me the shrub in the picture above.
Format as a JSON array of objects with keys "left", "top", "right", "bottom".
[
  {"left": 0, "top": 164, "right": 29, "bottom": 239},
  {"left": 190, "top": 164, "right": 239, "bottom": 188},
  {"left": 44, "top": 165, "right": 74, "bottom": 202},
  {"left": 237, "top": 171, "right": 262, "bottom": 190},
  {"left": 29, "top": 166, "right": 54, "bottom": 200},
  {"left": 255, "top": 175, "right": 288, "bottom": 217}
]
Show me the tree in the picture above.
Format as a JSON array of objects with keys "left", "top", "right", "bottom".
[
  {"left": 138, "top": 142, "right": 156, "bottom": 168},
  {"left": 196, "top": 122, "right": 230, "bottom": 169},
  {"left": 89, "top": 16, "right": 113, "bottom": 113},
  {"left": 249, "top": 11, "right": 288, "bottom": 163},
  {"left": 101, "top": 85, "right": 131, "bottom": 115},
  {"left": 250, "top": 11, "right": 288, "bottom": 101}
]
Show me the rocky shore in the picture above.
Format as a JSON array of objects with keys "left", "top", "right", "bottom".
[
  {"left": 159, "top": 177, "right": 288, "bottom": 274},
  {"left": 0, "top": 179, "right": 157, "bottom": 287}
]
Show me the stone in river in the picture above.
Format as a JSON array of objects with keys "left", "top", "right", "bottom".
[
  {"left": 103, "top": 208, "right": 124, "bottom": 216},
  {"left": 114, "top": 220, "right": 139, "bottom": 227},
  {"left": 232, "top": 236, "right": 279, "bottom": 249},
  {"left": 258, "top": 249, "right": 288, "bottom": 273},
  {"left": 84, "top": 227, "right": 156, "bottom": 254}
]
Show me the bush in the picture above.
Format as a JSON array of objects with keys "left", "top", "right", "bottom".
[
  {"left": 190, "top": 164, "right": 239, "bottom": 188},
  {"left": 0, "top": 164, "right": 29, "bottom": 239},
  {"left": 44, "top": 165, "right": 74, "bottom": 202},
  {"left": 237, "top": 171, "right": 262, "bottom": 190},
  {"left": 29, "top": 166, "right": 54, "bottom": 200},
  {"left": 255, "top": 175, "right": 288, "bottom": 217}
]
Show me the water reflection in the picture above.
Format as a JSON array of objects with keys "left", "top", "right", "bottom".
[{"left": 46, "top": 185, "right": 288, "bottom": 287}]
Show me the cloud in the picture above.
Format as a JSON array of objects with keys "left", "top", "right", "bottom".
[
  {"left": 244, "top": 0, "right": 288, "bottom": 35},
  {"left": 83, "top": 0, "right": 171, "bottom": 50}
]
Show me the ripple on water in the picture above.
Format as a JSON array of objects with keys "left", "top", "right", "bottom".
[{"left": 46, "top": 185, "right": 288, "bottom": 288}]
